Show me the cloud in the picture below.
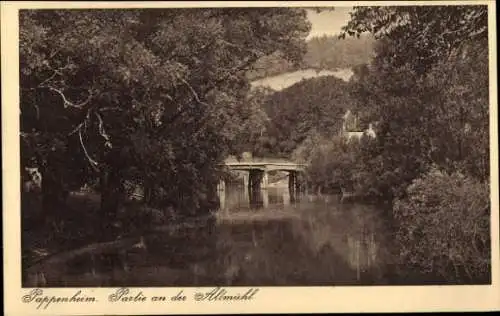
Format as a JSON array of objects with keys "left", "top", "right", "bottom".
[{"left": 306, "top": 7, "right": 353, "bottom": 40}]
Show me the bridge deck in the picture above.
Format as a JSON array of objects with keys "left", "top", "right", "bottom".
[{"left": 224, "top": 158, "right": 307, "bottom": 171}]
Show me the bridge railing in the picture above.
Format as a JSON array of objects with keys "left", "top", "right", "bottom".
[
  {"left": 224, "top": 156, "right": 303, "bottom": 164},
  {"left": 224, "top": 156, "right": 308, "bottom": 165}
]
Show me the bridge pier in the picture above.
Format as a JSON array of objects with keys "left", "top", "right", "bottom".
[
  {"left": 247, "top": 170, "right": 261, "bottom": 194},
  {"left": 246, "top": 169, "right": 271, "bottom": 208},
  {"left": 288, "top": 171, "right": 298, "bottom": 203},
  {"left": 217, "top": 179, "right": 226, "bottom": 210},
  {"left": 262, "top": 189, "right": 269, "bottom": 208},
  {"left": 248, "top": 170, "right": 263, "bottom": 208},
  {"left": 243, "top": 173, "right": 249, "bottom": 190},
  {"left": 283, "top": 189, "right": 290, "bottom": 205},
  {"left": 260, "top": 171, "right": 269, "bottom": 190},
  {"left": 217, "top": 179, "right": 226, "bottom": 192}
]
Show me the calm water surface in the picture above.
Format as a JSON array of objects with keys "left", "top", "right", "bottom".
[{"left": 41, "top": 184, "right": 396, "bottom": 286}]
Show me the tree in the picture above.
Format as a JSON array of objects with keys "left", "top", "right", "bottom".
[
  {"left": 304, "top": 34, "right": 376, "bottom": 70},
  {"left": 339, "top": 5, "right": 490, "bottom": 283},
  {"left": 423, "top": 41, "right": 489, "bottom": 181},
  {"left": 341, "top": 6, "right": 487, "bottom": 74},
  {"left": 20, "top": 8, "right": 311, "bottom": 240},
  {"left": 231, "top": 86, "right": 275, "bottom": 156},
  {"left": 393, "top": 168, "right": 490, "bottom": 283},
  {"left": 261, "top": 75, "right": 354, "bottom": 158},
  {"left": 340, "top": 5, "right": 489, "bottom": 201}
]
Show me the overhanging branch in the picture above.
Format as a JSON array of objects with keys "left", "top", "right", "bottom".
[
  {"left": 47, "top": 87, "right": 93, "bottom": 109},
  {"left": 79, "top": 128, "right": 99, "bottom": 171},
  {"left": 179, "top": 78, "right": 209, "bottom": 107},
  {"left": 95, "top": 112, "right": 112, "bottom": 148}
]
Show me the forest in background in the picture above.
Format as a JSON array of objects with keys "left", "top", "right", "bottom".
[
  {"left": 240, "top": 75, "right": 354, "bottom": 158},
  {"left": 246, "top": 33, "right": 375, "bottom": 80},
  {"left": 239, "top": 33, "right": 376, "bottom": 159}
]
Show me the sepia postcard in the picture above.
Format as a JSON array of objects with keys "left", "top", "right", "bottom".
[{"left": 2, "top": 1, "right": 499, "bottom": 314}]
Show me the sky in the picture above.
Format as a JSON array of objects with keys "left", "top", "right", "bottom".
[{"left": 306, "top": 7, "right": 353, "bottom": 39}]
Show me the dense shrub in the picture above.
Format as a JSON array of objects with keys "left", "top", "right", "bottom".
[
  {"left": 305, "top": 135, "right": 370, "bottom": 195},
  {"left": 392, "top": 167, "right": 490, "bottom": 283}
]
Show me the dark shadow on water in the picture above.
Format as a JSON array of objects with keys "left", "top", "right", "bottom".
[
  {"left": 23, "top": 182, "right": 492, "bottom": 287},
  {"left": 30, "top": 184, "right": 473, "bottom": 287},
  {"left": 37, "top": 205, "right": 394, "bottom": 287}
]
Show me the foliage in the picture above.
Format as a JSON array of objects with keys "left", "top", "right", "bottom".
[
  {"left": 393, "top": 168, "right": 490, "bottom": 283},
  {"left": 339, "top": 5, "right": 489, "bottom": 202},
  {"left": 20, "top": 8, "right": 311, "bottom": 241},
  {"left": 304, "top": 34, "right": 376, "bottom": 70},
  {"left": 305, "top": 136, "right": 358, "bottom": 193},
  {"left": 247, "top": 34, "right": 376, "bottom": 81},
  {"left": 341, "top": 6, "right": 487, "bottom": 74},
  {"left": 231, "top": 86, "right": 274, "bottom": 156},
  {"left": 304, "top": 135, "right": 381, "bottom": 197},
  {"left": 335, "top": 5, "right": 491, "bottom": 284},
  {"left": 246, "top": 52, "right": 297, "bottom": 81},
  {"left": 423, "top": 42, "right": 489, "bottom": 181},
  {"left": 291, "top": 130, "right": 330, "bottom": 163},
  {"left": 260, "top": 75, "right": 355, "bottom": 157}
]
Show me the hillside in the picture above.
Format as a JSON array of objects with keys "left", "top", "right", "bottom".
[
  {"left": 244, "top": 34, "right": 374, "bottom": 158},
  {"left": 257, "top": 75, "right": 355, "bottom": 157},
  {"left": 304, "top": 34, "right": 376, "bottom": 70},
  {"left": 247, "top": 52, "right": 297, "bottom": 81},
  {"left": 247, "top": 34, "right": 376, "bottom": 81}
]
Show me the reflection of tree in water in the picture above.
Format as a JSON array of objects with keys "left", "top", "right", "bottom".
[
  {"left": 292, "top": 202, "right": 389, "bottom": 283},
  {"left": 29, "top": 194, "right": 393, "bottom": 286},
  {"left": 213, "top": 219, "right": 358, "bottom": 285},
  {"left": 347, "top": 231, "right": 378, "bottom": 281}
]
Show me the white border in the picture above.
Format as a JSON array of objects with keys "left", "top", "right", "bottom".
[{"left": 2, "top": 1, "right": 499, "bottom": 314}]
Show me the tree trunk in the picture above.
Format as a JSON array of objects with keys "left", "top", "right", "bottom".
[
  {"left": 144, "top": 180, "right": 156, "bottom": 205},
  {"left": 100, "top": 167, "right": 124, "bottom": 240},
  {"left": 40, "top": 166, "right": 67, "bottom": 230}
]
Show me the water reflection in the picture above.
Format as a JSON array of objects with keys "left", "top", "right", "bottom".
[
  {"left": 214, "top": 184, "right": 392, "bottom": 285},
  {"left": 34, "top": 182, "right": 392, "bottom": 287},
  {"left": 219, "top": 183, "right": 299, "bottom": 211}
]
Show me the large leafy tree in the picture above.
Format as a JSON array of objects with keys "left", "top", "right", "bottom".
[
  {"left": 341, "top": 5, "right": 489, "bottom": 201},
  {"left": 338, "top": 5, "right": 490, "bottom": 283},
  {"left": 341, "top": 6, "right": 487, "bottom": 73},
  {"left": 20, "top": 8, "right": 311, "bottom": 237}
]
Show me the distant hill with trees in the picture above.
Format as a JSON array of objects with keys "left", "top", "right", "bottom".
[
  {"left": 252, "top": 75, "right": 355, "bottom": 158},
  {"left": 247, "top": 34, "right": 376, "bottom": 81},
  {"left": 304, "top": 34, "right": 376, "bottom": 70},
  {"left": 242, "top": 34, "right": 376, "bottom": 158}
]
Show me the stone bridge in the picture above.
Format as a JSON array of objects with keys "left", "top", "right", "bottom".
[{"left": 218, "top": 157, "right": 308, "bottom": 207}]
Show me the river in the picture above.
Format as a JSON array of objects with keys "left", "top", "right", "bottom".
[{"left": 33, "top": 179, "right": 399, "bottom": 287}]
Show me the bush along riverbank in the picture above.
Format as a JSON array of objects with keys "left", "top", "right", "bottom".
[{"left": 302, "top": 6, "right": 490, "bottom": 284}]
